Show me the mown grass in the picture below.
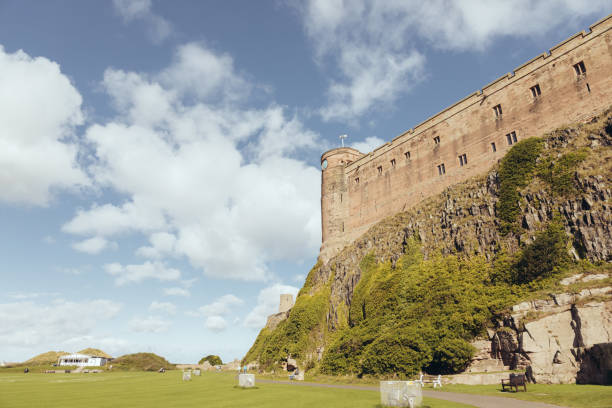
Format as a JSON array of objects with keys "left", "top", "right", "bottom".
[
  {"left": 0, "top": 371, "right": 472, "bottom": 408},
  {"left": 437, "top": 383, "right": 612, "bottom": 408}
]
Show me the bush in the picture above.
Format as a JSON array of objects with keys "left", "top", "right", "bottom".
[
  {"left": 428, "top": 337, "right": 476, "bottom": 374},
  {"left": 537, "top": 149, "right": 588, "bottom": 196},
  {"left": 496, "top": 138, "right": 543, "bottom": 234},
  {"left": 361, "top": 330, "right": 432, "bottom": 377},
  {"left": 199, "top": 355, "right": 222, "bottom": 366},
  {"left": 514, "top": 218, "right": 571, "bottom": 284}
]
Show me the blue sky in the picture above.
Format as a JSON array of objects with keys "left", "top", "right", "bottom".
[{"left": 1, "top": 1, "right": 610, "bottom": 364}]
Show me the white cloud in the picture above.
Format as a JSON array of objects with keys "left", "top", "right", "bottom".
[
  {"left": 243, "top": 284, "right": 299, "bottom": 329},
  {"left": 113, "top": 0, "right": 171, "bottom": 43},
  {"left": 72, "top": 236, "right": 115, "bottom": 254},
  {"left": 297, "top": 0, "right": 611, "bottom": 122},
  {"left": 149, "top": 301, "right": 177, "bottom": 315},
  {"left": 0, "top": 46, "right": 89, "bottom": 206},
  {"left": 205, "top": 316, "right": 227, "bottom": 332},
  {"left": 164, "top": 287, "right": 190, "bottom": 297},
  {"left": 128, "top": 315, "right": 171, "bottom": 333},
  {"left": 104, "top": 261, "right": 181, "bottom": 286},
  {"left": 0, "top": 299, "right": 121, "bottom": 347},
  {"left": 136, "top": 232, "right": 177, "bottom": 259},
  {"left": 63, "top": 43, "right": 322, "bottom": 282},
  {"left": 197, "top": 294, "right": 243, "bottom": 317},
  {"left": 351, "top": 136, "right": 385, "bottom": 154}
]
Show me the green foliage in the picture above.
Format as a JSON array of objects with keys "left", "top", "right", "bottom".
[
  {"left": 246, "top": 285, "right": 329, "bottom": 369},
  {"left": 199, "top": 355, "right": 222, "bottom": 366},
  {"left": 428, "top": 337, "right": 476, "bottom": 374},
  {"left": 514, "top": 218, "right": 571, "bottom": 284},
  {"left": 496, "top": 138, "right": 543, "bottom": 234},
  {"left": 361, "top": 329, "right": 432, "bottom": 377},
  {"left": 537, "top": 149, "right": 588, "bottom": 196},
  {"left": 320, "top": 242, "right": 520, "bottom": 376},
  {"left": 111, "top": 353, "right": 174, "bottom": 371}
]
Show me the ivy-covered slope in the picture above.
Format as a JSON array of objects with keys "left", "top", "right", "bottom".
[{"left": 244, "top": 109, "right": 612, "bottom": 378}]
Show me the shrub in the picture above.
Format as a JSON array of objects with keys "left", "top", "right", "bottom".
[
  {"left": 428, "top": 337, "right": 476, "bottom": 374},
  {"left": 199, "top": 355, "right": 222, "bottom": 366},
  {"left": 496, "top": 138, "right": 543, "bottom": 234},
  {"left": 361, "top": 330, "right": 432, "bottom": 377},
  {"left": 514, "top": 218, "right": 571, "bottom": 284},
  {"left": 537, "top": 149, "right": 588, "bottom": 196}
]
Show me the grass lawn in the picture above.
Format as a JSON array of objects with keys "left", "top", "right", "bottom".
[
  {"left": 436, "top": 383, "right": 612, "bottom": 408},
  {"left": 0, "top": 371, "right": 473, "bottom": 408}
]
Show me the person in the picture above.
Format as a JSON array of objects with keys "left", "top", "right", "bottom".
[{"left": 24, "top": 367, "right": 29, "bottom": 374}]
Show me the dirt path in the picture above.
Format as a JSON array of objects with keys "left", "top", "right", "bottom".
[{"left": 256, "top": 379, "right": 568, "bottom": 408}]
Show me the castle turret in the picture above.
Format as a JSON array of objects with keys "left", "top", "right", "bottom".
[{"left": 320, "top": 147, "right": 363, "bottom": 261}]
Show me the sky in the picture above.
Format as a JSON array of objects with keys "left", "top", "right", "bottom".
[{"left": 0, "top": 1, "right": 610, "bottom": 364}]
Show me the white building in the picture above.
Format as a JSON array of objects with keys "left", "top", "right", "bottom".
[{"left": 58, "top": 354, "right": 108, "bottom": 367}]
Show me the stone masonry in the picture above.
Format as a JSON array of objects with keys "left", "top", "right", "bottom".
[{"left": 320, "top": 14, "right": 612, "bottom": 262}]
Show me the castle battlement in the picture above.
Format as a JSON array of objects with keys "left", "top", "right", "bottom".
[{"left": 320, "top": 14, "right": 612, "bottom": 262}]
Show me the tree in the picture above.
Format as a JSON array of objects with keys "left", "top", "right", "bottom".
[{"left": 198, "top": 355, "right": 222, "bottom": 366}]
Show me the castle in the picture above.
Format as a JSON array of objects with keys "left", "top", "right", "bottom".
[{"left": 319, "top": 14, "right": 612, "bottom": 262}]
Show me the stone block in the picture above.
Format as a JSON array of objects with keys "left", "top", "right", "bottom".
[
  {"left": 238, "top": 373, "right": 255, "bottom": 388},
  {"left": 182, "top": 371, "right": 191, "bottom": 381},
  {"left": 380, "top": 381, "right": 422, "bottom": 407}
]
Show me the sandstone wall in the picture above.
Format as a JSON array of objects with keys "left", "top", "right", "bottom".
[
  {"left": 320, "top": 15, "right": 612, "bottom": 261},
  {"left": 468, "top": 284, "right": 612, "bottom": 384}
]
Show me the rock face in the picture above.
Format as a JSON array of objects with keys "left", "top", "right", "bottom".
[{"left": 467, "top": 290, "right": 612, "bottom": 384}]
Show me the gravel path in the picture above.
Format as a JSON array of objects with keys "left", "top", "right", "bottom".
[{"left": 257, "top": 379, "right": 568, "bottom": 408}]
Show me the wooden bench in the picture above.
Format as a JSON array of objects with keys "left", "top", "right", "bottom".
[
  {"left": 501, "top": 373, "right": 527, "bottom": 392},
  {"left": 415, "top": 374, "right": 442, "bottom": 388}
]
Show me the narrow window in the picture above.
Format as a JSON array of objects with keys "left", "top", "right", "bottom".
[
  {"left": 405, "top": 151, "right": 411, "bottom": 160},
  {"left": 506, "top": 131, "right": 517, "bottom": 145},
  {"left": 433, "top": 136, "right": 440, "bottom": 145},
  {"left": 530, "top": 84, "right": 541, "bottom": 99},
  {"left": 573, "top": 61, "right": 586, "bottom": 76},
  {"left": 340, "top": 193, "right": 342, "bottom": 203},
  {"left": 586, "top": 83, "right": 591, "bottom": 93},
  {"left": 437, "top": 163, "right": 446, "bottom": 175},
  {"left": 342, "top": 222, "right": 344, "bottom": 232},
  {"left": 458, "top": 153, "right": 467, "bottom": 166},
  {"left": 491, "top": 142, "right": 497, "bottom": 152},
  {"left": 355, "top": 177, "right": 359, "bottom": 184},
  {"left": 377, "top": 166, "right": 383, "bottom": 175},
  {"left": 390, "top": 158, "right": 396, "bottom": 168},
  {"left": 493, "top": 104, "right": 502, "bottom": 118}
]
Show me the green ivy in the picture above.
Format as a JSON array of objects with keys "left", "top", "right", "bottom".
[{"left": 496, "top": 138, "right": 543, "bottom": 234}]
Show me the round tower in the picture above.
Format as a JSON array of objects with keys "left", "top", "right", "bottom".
[{"left": 320, "top": 147, "right": 363, "bottom": 260}]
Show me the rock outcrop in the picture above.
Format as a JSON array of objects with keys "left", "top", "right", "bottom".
[{"left": 466, "top": 285, "right": 612, "bottom": 384}]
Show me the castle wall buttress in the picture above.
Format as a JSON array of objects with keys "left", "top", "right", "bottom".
[{"left": 319, "top": 14, "right": 612, "bottom": 263}]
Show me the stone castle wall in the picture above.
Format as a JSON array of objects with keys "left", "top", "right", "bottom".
[{"left": 320, "top": 14, "right": 612, "bottom": 261}]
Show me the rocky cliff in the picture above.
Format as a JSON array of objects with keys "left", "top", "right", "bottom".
[{"left": 244, "top": 109, "right": 612, "bottom": 384}]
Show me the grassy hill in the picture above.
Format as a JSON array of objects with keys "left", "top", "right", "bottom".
[
  {"left": 111, "top": 353, "right": 175, "bottom": 371},
  {"left": 77, "top": 348, "right": 111, "bottom": 359},
  {"left": 23, "top": 351, "right": 69, "bottom": 366}
]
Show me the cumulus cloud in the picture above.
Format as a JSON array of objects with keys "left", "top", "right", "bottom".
[
  {"left": 113, "top": 0, "right": 171, "bottom": 43},
  {"left": 72, "top": 236, "right": 115, "bottom": 254},
  {"left": 104, "top": 261, "right": 181, "bottom": 285},
  {"left": 128, "top": 315, "right": 171, "bottom": 333},
  {"left": 63, "top": 43, "right": 322, "bottom": 282},
  {"left": 244, "top": 284, "right": 299, "bottom": 328},
  {"left": 296, "top": 0, "right": 611, "bottom": 122},
  {"left": 196, "top": 294, "right": 243, "bottom": 317},
  {"left": 163, "top": 287, "right": 190, "bottom": 297},
  {"left": 351, "top": 136, "right": 385, "bottom": 154},
  {"left": 0, "top": 299, "right": 121, "bottom": 347},
  {"left": 190, "top": 294, "right": 244, "bottom": 333},
  {"left": 0, "top": 46, "right": 88, "bottom": 206},
  {"left": 205, "top": 315, "right": 227, "bottom": 332},
  {"left": 149, "top": 301, "right": 177, "bottom": 315}
]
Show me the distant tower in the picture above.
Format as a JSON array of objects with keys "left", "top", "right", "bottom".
[
  {"left": 279, "top": 294, "right": 294, "bottom": 313},
  {"left": 319, "top": 147, "right": 363, "bottom": 260}
]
